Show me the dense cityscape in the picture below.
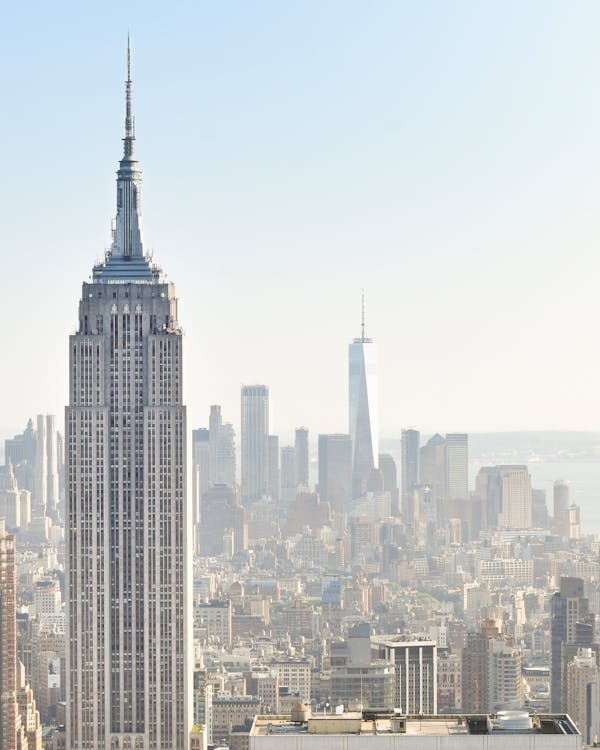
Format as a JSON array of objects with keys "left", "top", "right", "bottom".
[{"left": 2, "top": 14, "right": 600, "bottom": 750}]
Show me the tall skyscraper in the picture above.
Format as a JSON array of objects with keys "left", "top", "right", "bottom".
[
  {"left": 66, "top": 48, "right": 191, "bottom": 749},
  {"left": 215, "top": 422, "right": 236, "bottom": 488},
  {"left": 34, "top": 415, "right": 47, "bottom": 523},
  {"left": 550, "top": 577, "right": 594, "bottom": 712},
  {"left": 280, "top": 446, "right": 295, "bottom": 503},
  {"left": 445, "top": 433, "right": 468, "bottom": 501},
  {"left": 241, "top": 385, "right": 270, "bottom": 502},
  {"left": 475, "top": 466, "right": 503, "bottom": 530},
  {"left": 318, "top": 434, "right": 352, "bottom": 513},
  {"left": 554, "top": 479, "right": 570, "bottom": 537},
  {"left": 475, "top": 465, "right": 531, "bottom": 531},
  {"left": 294, "top": 427, "right": 309, "bottom": 488},
  {"left": 209, "top": 405, "right": 222, "bottom": 483},
  {"left": 201, "top": 406, "right": 236, "bottom": 489},
  {"left": 401, "top": 428, "right": 420, "bottom": 522},
  {"left": 419, "top": 433, "right": 446, "bottom": 500},
  {"left": 348, "top": 296, "right": 378, "bottom": 498},
  {"left": 45, "top": 414, "right": 60, "bottom": 519},
  {"left": 268, "top": 435, "right": 280, "bottom": 503},
  {"left": 1, "top": 518, "right": 17, "bottom": 748},
  {"left": 0, "top": 519, "right": 42, "bottom": 750},
  {"left": 378, "top": 453, "right": 399, "bottom": 515},
  {"left": 192, "top": 428, "right": 210, "bottom": 555},
  {"left": 496, "top": 465, "right": 532, "bottom": 530}
]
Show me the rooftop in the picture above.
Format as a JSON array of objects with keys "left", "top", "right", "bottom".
[{"left": 249, "top": 713, "right": 579, "bottom": 738}]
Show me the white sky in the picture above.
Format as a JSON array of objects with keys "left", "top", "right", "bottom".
[{"left": 1, "top": 1, "right": 599, "bottom": 438}]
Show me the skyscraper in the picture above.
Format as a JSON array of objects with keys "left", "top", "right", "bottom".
[
  {"left": 209, "top": 405, "right": 223, "bottom": 483},
  {"left": 0, "top": 518, "right": 17, "bottom": 748},
  {"left": 0, "top": 519, "right": 42, "bottom": 750},
  {"left": 496, "top": 465, "right": 532, "bottom": 530},
  {"left": 294, "top": 427, "right": 309, "bottom": 488},
  {"left": 200, "top": 406, "right": 236, "bottom": 489},
  {"left": 268, "top": 435, "right": 280, "bottom": 503},
  {"left": 66, "top": 47, "right": 191, "bottom": 749},
  {"left": 33, "top": 415, "right": 47, "bottom": 523},
  {"left": 280, "top": 446, "right": 295, "bottom": 503},
  {"left": 318, "top": 434, "right": 352, "bottom": 513},
  {"left": 241, "top": 385, "right": 270, "bottom": 502},
  {"left": 192, "top": 428, "right": 210, "bottom": 555},
  {"left": 348, "top": 297, "right": 378, "bottom": 498},
  {"left": 378, "top": 453, "right": 399, "bottom": 515},
  {"left": 401, "top": 428, "right": 420, "bottom": 522},
  {"left": 550, "top": 577, "right": 594, "bottom": 713},
  {"left": 445, "top": 433, "right": 468, "bottom": 501},
  {"left": 419, "top": 434, "right": 446, "bottom": 500},
  {"left": 554, "top": 480, "right": 570, "bottom": 537}
]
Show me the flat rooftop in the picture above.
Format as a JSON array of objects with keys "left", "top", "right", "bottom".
[{"left": 250, "top": 713, "right": 579, "bottom": 737}]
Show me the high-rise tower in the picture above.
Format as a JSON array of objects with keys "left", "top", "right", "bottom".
[
  {"left": 348, "top": 293, "right": 378, "bottom": 497},
  {"left": 66, "top": 45, "right": 191, "bottom": 749},
  {"left": 240, "top": 385, "right": 269, "bottom": 502}
]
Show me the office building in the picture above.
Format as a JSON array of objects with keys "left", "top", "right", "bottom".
[
  {"left": 550, "top": 577, "right": 595, "bottom": 712},
  {"left": 270, "top": 660, "right": 312, "bottom": 706},
  {"left": 401, "top": 429, "right": 419, "bottom": 525},
  {"left": 215, "top": 422, "right": 236, "bottom": 488},
  {"left": 566, "top": 648, "right": 598, "bottom": 742},
  {"left": 5, "top": 419, "right": 36, "bottom": 471},
  {"left": 280, "top": 446, "right": 295, "bottom": 503},
  {"left": 1, "top": 518, "right": 18, "bottom": 748},
  {"left": 475, "top": 466, "right": 532, "bottom": 531},
  {"left": 198, "top": 484, "right": 247, "bottom": 556},
  {"left": 241, "top": 385, "right": 270, "bottom": 502},
  {"left": 318, "top": 434, "right": 352, "bottom": 513},
  {"left": 475, "top": 467, "right": 503, "bottom": 530},
  {"left": 437, "top": 651, "right": 462, "bottom": 711},
  {"left": 1, "top": 519, "right": 43, "bottom": 750},
  {"left": 209, "top": 405, "right": 222, "bottom": 483},
  {"left": 373, "top": 637, "right": 438, "bottom": 714},
  {"left": 208, "top": 405, "right": 236, "bottom": 488},
  {"left": 197, "top": 600, "right": 232, "bottom": 647},
  {"left": 419, "top": 434, "right": 446, "bottom": 501},
  {"left": 268, "top": 435, "right": 280, "bottom": 503},
  {"left": 66, "top": 48, "right": 191, "bottom": 748},
  {"left": 193, "top": 668, "right": 213, "bottom": 746},
  {"left": 487, "top": 639, "right": 523, "bottom": 711},
  {"left": 348, "top": 300, "right": 378, "bottom": 497},
  {"left": 0, "top": 461, "right": 31, "bottom": 531},
  {"left": 378, "top": 453, "right": 399, "bottom": 515},
  {"left": 294, "top": 428, "right": 309, "bottom": 487},
  {"left": 554, "top": 480, "right": 569, "bottom": 535},
  {"left": 445, "top": 433, "right": 468, "bottom": 501},
  {"left": 496, "top": 466, "right": 532, "bottom": 530}
]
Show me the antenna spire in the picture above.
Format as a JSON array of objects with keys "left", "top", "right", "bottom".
[
  {"left": 124, "top": 35, "right": 135, "bottom": 158},
  {"left": 361, "top": 289, "right": 365, "bottom": 342}
]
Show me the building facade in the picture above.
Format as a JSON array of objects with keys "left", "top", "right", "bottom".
[
  {"left": 294, "top": 428, "right": 309, "bottom": 487},
  {"left": 348, "top": 316, "right": 378, "bottom": 498},
  {"left": 66, "top": 49, "right": 191, "bottom": 749},
  {"left": 241, "top": 386, "right": 270, "bottom": 503},
  {"left": 318, "top": 434, "right": 352, "bottom": 513}
]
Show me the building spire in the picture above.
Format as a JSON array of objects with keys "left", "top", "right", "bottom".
[
  {"left": 124, "top": 34, "right": 135, "bottom": 158},
  {"left": 361, "top": 288, "right": 366, "bottom": 342}
]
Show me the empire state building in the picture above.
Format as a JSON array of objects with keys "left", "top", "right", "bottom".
[{"left": 66, "top": 47, "right": 191, "bottom": 749}]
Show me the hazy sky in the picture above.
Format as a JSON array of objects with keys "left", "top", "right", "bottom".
[{"left": 1, "top": 1, "right": 600, "bottom": 439}]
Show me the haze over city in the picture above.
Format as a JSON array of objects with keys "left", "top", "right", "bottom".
[
  {"left": 3, "top": 4, "right": 600, "bottom": 750},
  {"left": 2, "top": 1, "right": 600, "bottom": 434}
]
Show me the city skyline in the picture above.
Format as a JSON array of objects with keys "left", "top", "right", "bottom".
[
  {"left": 2, "top": 2, "right": 600, "bottom": 433},
  {"left": 3, "top": 8, "right": 600, "bottom": 749}
]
